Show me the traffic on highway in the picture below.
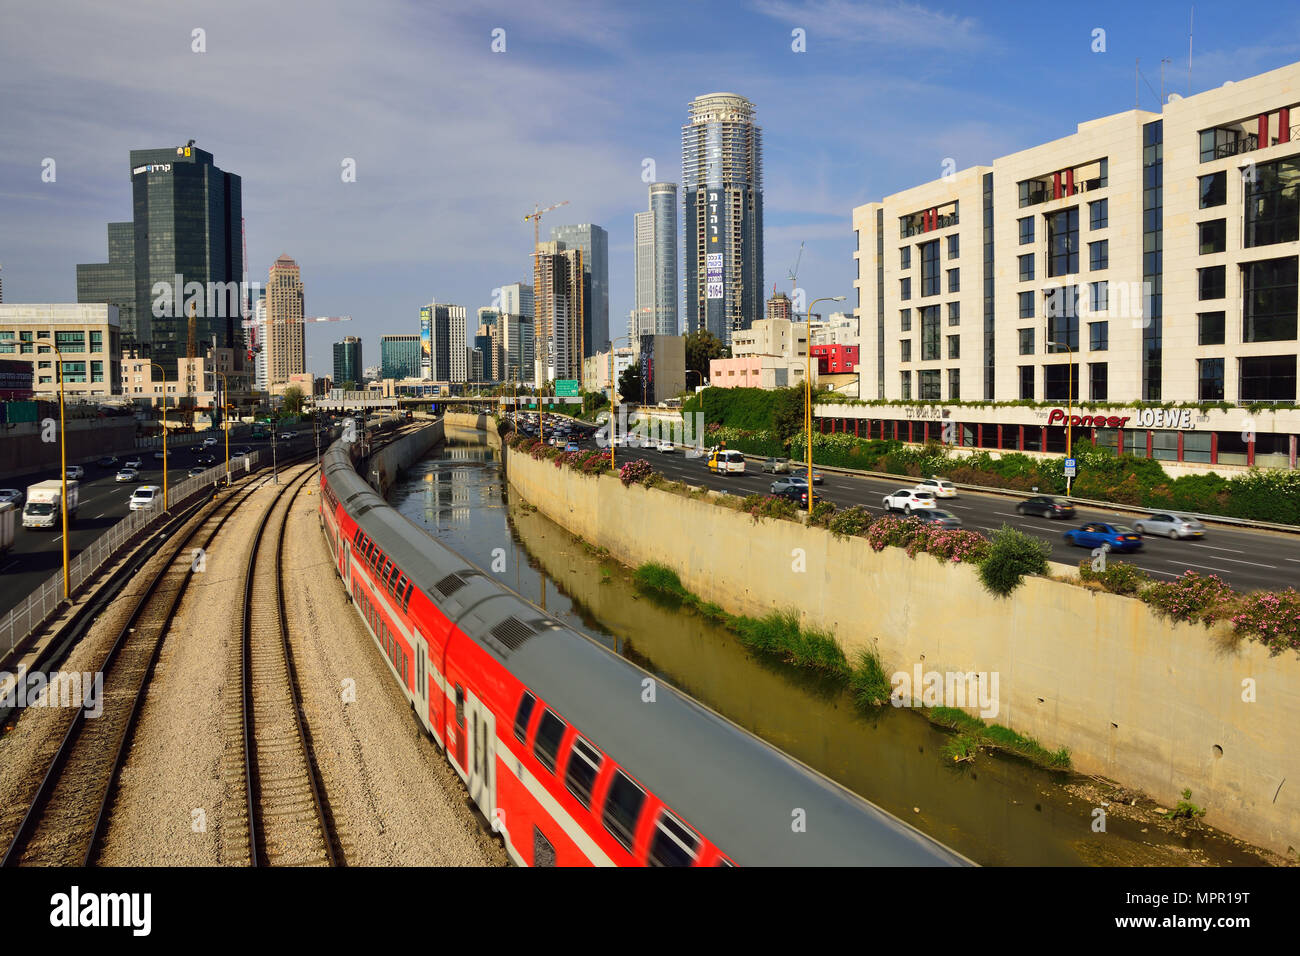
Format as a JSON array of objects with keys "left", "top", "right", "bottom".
[{"left": 509, "top": 411, "right": 1300, "bottom": 594}]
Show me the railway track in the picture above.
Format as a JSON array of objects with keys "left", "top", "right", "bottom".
[
  {"left": 240, "top": 465, "right": 340, "bottom": 866},
  {"left": 0, "top": 469, "right": 285, "bottom": 867}
]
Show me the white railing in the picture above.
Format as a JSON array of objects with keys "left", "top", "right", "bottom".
[{"left": 0, "top": 450, "right": 263, "bottom": 657}]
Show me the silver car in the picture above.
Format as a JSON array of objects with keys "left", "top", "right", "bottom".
[{"left": 1133, "top": 512, "right": 1206, "bottom": 540}]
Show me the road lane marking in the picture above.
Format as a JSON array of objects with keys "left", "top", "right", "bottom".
[
  {"left": 1287, "top": 558, "right": 1300, "bottom": 564},
  {"left": 1198, "top": 555, "right": 1277, "bottom": 569},
  {"left": 993, "top": 511, "right": 1021, "bottom": 518},
  {"left": 94, "top": 512, "right": 105, "bottom": 518},
  {"left": 1186, "top": 543, "right": 1245, "bottom": 554},
  {"left": 1179, "top": 561, "right": 1235, "bottom": 575}
]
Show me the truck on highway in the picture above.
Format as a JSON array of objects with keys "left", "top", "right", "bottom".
[
  {"left": 0, "top": 502, "right": 14, "bottom": 555},
  {"left": 22, "top": 480, "right": 79, "bottom": 530}
]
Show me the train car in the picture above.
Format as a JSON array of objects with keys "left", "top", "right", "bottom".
[{"left": 319, "top": 438, "right": 970, "bottom": 867}]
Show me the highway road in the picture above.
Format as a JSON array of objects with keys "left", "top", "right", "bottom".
[
  {"left": 530, "top": 420, "right": 1300, "bottom": 594},
  {"left": 0, "top": 433, "right": 318, "bottom": 617}
]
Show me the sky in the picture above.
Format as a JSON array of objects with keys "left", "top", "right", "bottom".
[{"left": 2, "top": 0, "right": 1299, "bottom": 378}]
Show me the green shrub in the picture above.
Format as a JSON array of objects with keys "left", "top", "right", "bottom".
[
  {"left": 731, "top": 609, "right": 850, "bottom": 679},
  {"left": 632, "top": 562, "right": 691, "bottom": 602},
  {"left": 978, "top": 524, "right": 1051, "bottom": 596},
  {"left": 1078, "top": 559, "right": 1150, "bottom": 596},
  {"left": 847, "top": 648, "right": 893, "bottom": 708},
  {"left": 826, "top": 505, "right": 873, "bottom": 538},
  {"left": 1141, "top": 571, "right": 1235, "bottom": 625},
  {"left": 740, "top": 494, "right": 799, "bottom": 521}
]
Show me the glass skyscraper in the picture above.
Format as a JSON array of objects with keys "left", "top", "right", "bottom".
[
  {"left": 682, "top": 93, "right": 764, "bottom": 345},
  {"left": 333, "top": 336, "right": 363, "bottom": 387},
  {"left": 550, "top": 223, "right": 609, "bottom": 355},
  {"left": 380, "top": 333, "right": 421, "bottom": 379},
  {"left": 635, "top": 182, "right": 679, "bottom": 337}
]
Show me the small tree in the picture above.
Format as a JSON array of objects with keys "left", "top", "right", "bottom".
[
  {"left": 617, "top": 364, "right": 642, "bottom": 404},
  {"left": 978, "top": 524, "right": 1051, "bottom": 596},
  {"left": 281, "top": 385, "right": 305, "bottom": 416}
]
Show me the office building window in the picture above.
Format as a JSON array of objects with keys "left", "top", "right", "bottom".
[
  {"left": 1089, "top": 321, "right": 1108, "bottom": 351},
  {"left": 1089, "top": 362, "right": 1108, "bottom": 400},
  {"left": 1199, "top": 170, "right": 1226, "bottom": 208},
  {"left": 91, "top": 360, "right": 104, "bottom": 383},
  {"left": 900, "top": 308, "right": 911, "bottom": 331},
  {"left": 1018, "top": 216, "right": 1034, "bottom": 244},
  {"left": 1198, "top": 311, "right": 1225, "bottom": 345},
  {"left": 90, "top": 331, "right": 103, "bottom": 353},
  {"left": 900, "top": 277, "right": 911, "bottom": 301},
  {"left": 900, "top": 246, "right": 911, "bottom": 269},
  {"left": 920, "top": 241, "right": 940, "bottom": 296},
  {"left": 947, "top": 234, "right": 959, "bottom": 259},
  {"left": 1045, "top": 284, "right": 1079, "bottom": 352},
  {"left": 1244, "top": 156, "right": 1300, "bottom": 248},
  {"left": 1018, "top": 365, "right": 1034, "bottom": 400},
  {"left": 1018, "top": 328, "right": 1035, "bottom": 355},
  {"left": 1047, "top": 207, "right": 1079, "bottom": 276},
  {"left": 1089, "top": 199, "right": 1108, "bottom": 230},
  {"left": 947, "top": 334, "right": 960, "bottom": 360},
  {"left": 947, "top": 268, "right": 959, "bottom": 293},
  {"left": 1089, "top": 281, "right": 1108, "bottom": 313},
  {"left": 920, "top": 306, "right": 941, "bottom": 361},
  {"left": 948, "top": 368, "right": 960, "bottom": 401},
  {"left": 947, "top": 301, "right": 960, "bottom": 326},
  {"left": 1043, "top": 363, "right": 1079, "bottom": 401},
  {"left": 900, "top": 339, "right": 912, "bottom": 362},
  {"left": 918, "top": 369, "right": 941, "bottom": 400},
  {"left": 1239, "top": 355, "right": 1296, "bottom": 401},
  {"left": 1199, "top": 219, "right": 1226, "bottom": 254},
  {"left": 900, "top": 371, "right": 912, "bottom": 399},
  {"left": 1242, "top": 256, "right": 1298, "bottom": 342},
  {"left": 1089, "top": 240, "right": 1108, "bottom": 271},
  {"left": 1198, "top": 265, "right": 1225, "bottom": 300},
  {"left": 1018, "top": 253, "right": 1034, "bottom": 281},
  {"left": 1018, "top": 291, "right": 1034, "bottom": 318},
  {"left": 1197, "top": 358, "right": 1224, "bottom": 401}
]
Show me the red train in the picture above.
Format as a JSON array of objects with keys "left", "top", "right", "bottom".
[{"left": 320, "top": 437, "right": 968, "bottom": 867}]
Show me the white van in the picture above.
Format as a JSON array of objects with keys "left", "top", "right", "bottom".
[
  {"left": 707, "top": 449, "right": 746, "bottom": 475},
  {"left": 130, "top": 485, "right": 161, "bottom": 511}
]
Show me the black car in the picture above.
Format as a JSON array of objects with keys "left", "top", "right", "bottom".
[
  {"left": 771, "top": 484, "right": 822, "bottom": 508},
  {"left": 1016, "top": 495, "right": 1076, "bottom": 519},
  {"left": 912, "top": 508, "right": 963, "bottom": 528}
]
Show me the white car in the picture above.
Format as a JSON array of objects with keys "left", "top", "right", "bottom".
[
  {"left": 66, "top": 466, "right": 84, "bottom": 480},
  {"left": 280, "top": 431, "right": 296, "bottom": 440},
  {"left": 129, "top": 485, "right": 161, "bottom": 511},
  {"left": 882, "top": 488, "right": 938, "bottom": 514},
  {"left": 125, "top": 457, "right": 143, "bottom": 469},
  {"left": 0, "top": 488, "right": 24, "bottom": 507},
  {"left": 914, "top": 478, "right": 957, "bottom": 499},
  {"left": 657, "top": 440, "right": 675, "bottom": 453},
  {"left": 115, "top": 468, "right": 140, "bottom": 483},
  {"left": 203, "top": 436, "right": 218, "bottom": 447}
]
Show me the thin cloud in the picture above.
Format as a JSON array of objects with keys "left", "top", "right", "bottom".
[{"left": 751, "top": 0, "right": 993, "bottom": 54}]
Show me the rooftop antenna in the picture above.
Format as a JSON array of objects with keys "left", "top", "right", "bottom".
[
  {"left": 1188, "top": 7, "right": 1194, "bottom": 96},
  {"left": 1135, "top": 58, "right": 1140, "bottom": 110},
  {"left": 1160, "top": 57, "right": 1171, "bottom": 106}
]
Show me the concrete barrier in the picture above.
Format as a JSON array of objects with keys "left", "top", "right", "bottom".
[
  {"left": 505, "top": 444, "right": 1300, "bottom": 856},
  {"left": 365, "top": 421, "right": 444, "bottom": 496}
]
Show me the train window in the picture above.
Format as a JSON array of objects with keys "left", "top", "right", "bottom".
[
  {"left": 513, "top": 692, "right": 536, "bottom": 744},
  {"left": 455, "top": 685, "right": 464, "bottom": 726},
  {"left": 563, "top": 735, "right": 602, "bottom": 809},
  {"left": 403, "top": 582, "right": 414, "bottom": 610},
  {"left": 602, "top": 771, "right": 646, "bottom": 853},
  {"left": 648, "top": 810, "right": 700, "bottom": 867},
  {"left": 532, "top": 709, "right": 566, "bottom": 773}
]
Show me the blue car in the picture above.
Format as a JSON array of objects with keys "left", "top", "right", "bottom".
[{"left": 1063, "top": 522, "right": 1144, "bottom": 552}]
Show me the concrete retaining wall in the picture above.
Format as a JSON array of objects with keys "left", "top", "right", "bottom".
[
  {"left": 505, "top": 445, "right": 1300, "bottom": 855},
  {"left": 0, "top": 419, "right": 137, "bottom": 482},
  {"left": 366, "top": 420, "right": 444, "bottom": 496},
  {"left": 444, "top": 412, "right": 502, "bottom": 453}
]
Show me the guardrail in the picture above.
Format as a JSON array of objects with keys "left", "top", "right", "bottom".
[{"left": 0, "top": 451, "right": 264, "bottom": 656}]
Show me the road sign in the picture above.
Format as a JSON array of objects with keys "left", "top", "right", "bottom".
[
  {"left": 1064, "top": 458, "right": 1077, "bottom": 477},
  {"left": 555, "top": 379, "right": 579, "bottom": 397}
]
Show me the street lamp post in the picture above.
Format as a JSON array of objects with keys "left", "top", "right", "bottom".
[
  {"left": 1047, "top": 338, "right": 1076, "bottom": 495},
  {"left": 148, "top": 362, "right": 170, "bottom": 510},
  {"left": 44, "top": 344, "right": 71, "bottom": 598},
  {"left": 805, "top": 296, "right": 846, "bottom": 515},
  {"left": 608, "top": 335, "right": 633, "bottom": 470}
]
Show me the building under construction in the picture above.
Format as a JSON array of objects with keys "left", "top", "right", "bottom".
[{"left": 532, "top": 241, "right": 584, "bottom": 384}]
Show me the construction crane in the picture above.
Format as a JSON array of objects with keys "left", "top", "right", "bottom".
[
  {"left": 787, "top": 241, "right": 804, "bottom": 303},
  {"left": 523, "top": 200, "right": 569, "bottom": 385}
]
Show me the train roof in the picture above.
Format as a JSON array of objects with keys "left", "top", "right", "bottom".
[{"left": 323, "top": 439, "right": 969, "bottom": 867}]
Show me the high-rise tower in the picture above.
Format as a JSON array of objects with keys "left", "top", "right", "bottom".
[
  {"left": 682, "top": 93, "right": 764, "bottom": 346},
  {"left": 264, "top": 255, "right": 305, "bottom": 387},
  {"left": 549, "top": 224, "right": 608, "bottom": 355},
  {"left": 635, "top": 183, "right": 680, "bottom": 337}
]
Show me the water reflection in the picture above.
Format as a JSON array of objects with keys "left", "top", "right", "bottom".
[{"left": 387, "top": 437, "right": 1270, "bottom": 867}]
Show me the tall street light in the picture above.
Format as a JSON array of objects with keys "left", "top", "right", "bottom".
[
  {"left": 805, "top": 296, "right": 845, "bottom": 515},
  {"left": 42, "top": 344, "right": 71, "bottom": 598},
  {"left": 1046, "top": 337, "right": 1076, "bottom": 495},
  {"left": 607, "top": 335, "right": 632, "bottom": 470},
  {"left": 148, "top": 362, "right": 170, "bottom": 510}
]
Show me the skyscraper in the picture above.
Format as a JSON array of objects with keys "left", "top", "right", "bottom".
[
  {"left": 77, "top": 145, "right": 244, "bottom": 374},
  {"left": 380, "top": 333, "right": 421, "bottom": 379},
  {"left": 635, "top": 182, "right": 679, "bottom": 337},
  {"left": 500, "top": 313, "right": 535, "bottom": 384},
  {"left": 264, "top": 255, "right": 305, "bottom": 387},
  {"left": 252, "top": 288, "right": 268, "bottom": 391},
  {"left": 333, "top": 336, "right": 363, "bottom": 388},
  {"left": 682, "top": 93, "right": 764, "bottom": 345},
  {"left": 533, "top": 241, "right": 584, "bottom": 383},
  {"left": 77, "top": 222, "right": 138, "bottom": 348},
  {"left": 499, "top": 282, "right": 534, "bottom": 318},
  {"left": 550, "top": 224, "right": 608, "bottom": 354},
  {"left": 421, "top": 301, "right": 468, "bottom": 383}
]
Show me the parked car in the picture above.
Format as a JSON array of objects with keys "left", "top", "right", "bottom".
[
  {"left": 762, "top": 457, "right": 791, "bottom": 474},
  {"left": 1016, "top": 495, "right": 1076, "bottom": 519},
  {"left": 915, "top": 477, "right": 956, "bottom": 499},
  {"left": 912, "top": 508, "right": 963, "bottom": 528},
  {"left": 1063, "top": 522, "right": 1144, "bottom": 553},
  {"left": 882, "top": 488, "right": 937, "bottom": 514},
  {"left": 0, "top": 489, "right": 24, "bottom": 507},
  {"left": 125, "top": 456, "right": 143, "bottom": 469},
  {"left": 657, "top": 440, "right": 675, "bottom": 453},
  {"left": 1133, "top": 512, "right": 1206, "bottom": 540},
  {"left": 66, "top": 465, "right": 85, "bottom": 480},
  {"left": 129, "top": 486, "right": 161, "bottom": 511},
  {"left": 97, "top": 456, "right": 120, "bottom": 469},
  {"left": 115, "top": 468, "right": 139, "bottom": 483}
]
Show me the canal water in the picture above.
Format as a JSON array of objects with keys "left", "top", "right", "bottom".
[{"left": 388, "top": 429, "right": 1270, "bottom": 866}]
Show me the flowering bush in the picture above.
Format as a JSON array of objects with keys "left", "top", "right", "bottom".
[
  {"left": 864, "top": 515, "right": 916, "bottom": 552},
  {"left": 1141, "top": 571, "right": 1235, "bottom": 625},
  {"left": 907, "top": 525, "right": 992, "bottom": 564},
  {"left": 576, "top": 449, "right": 610, "bottom": 475},
  {"left": 1230, "top": 589, "right": 1300, "bottom": 653},
  {"left": 740, "top": 494, "right": 798, "bottom": 521},
  {"left": 618, "top": 458, "right": 655, "bottom": 487},
  {"left": 826, "top": 505, "right": 873, "bottom": 539}
]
